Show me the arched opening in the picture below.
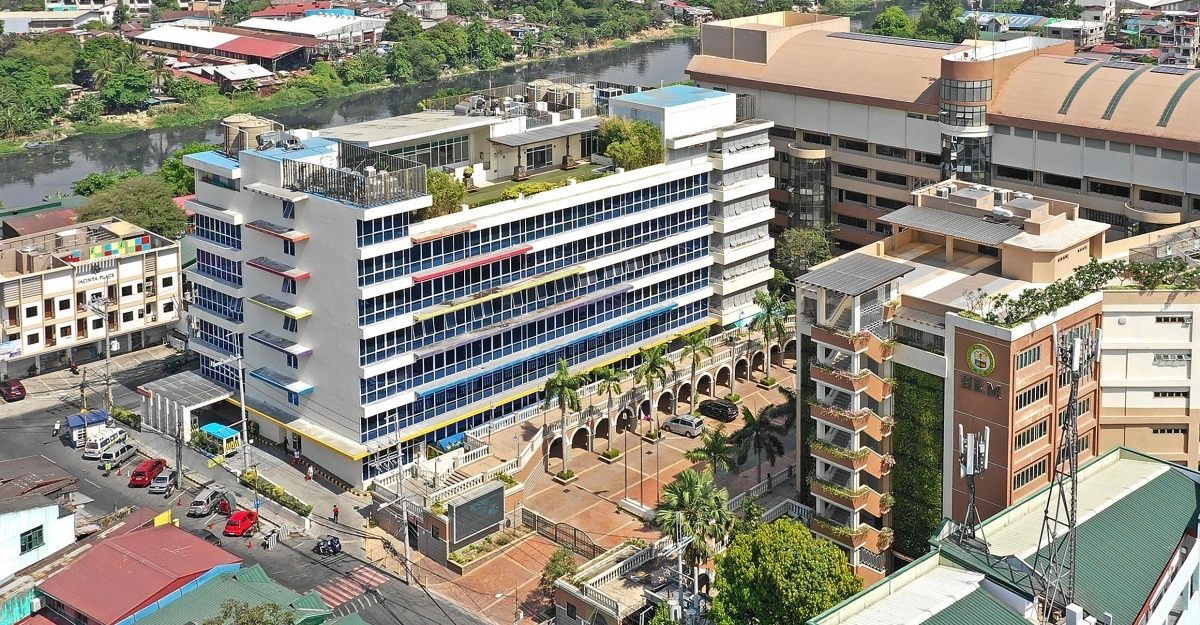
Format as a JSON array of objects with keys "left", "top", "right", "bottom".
[
  {"left": 548, "top": 436, "right": 564, "bottom": 460},
  {"left": 594, "top": 418, "right": 611, "bottom": 445},
  {"left": 656, "top": 391, "right": 674, "bottom": 417},
  {"left": 782, "top": 339, "right": 798, "bottom": 370},
  {"left": 751, "top": 351, "right": 766, "bottom": 376},
  {"left": 616, "top": 409, "right": 633, "bottom": 433},
  {"left": 697, "top": 374, "right": 713, "bottom": 399},
  {"left": 676, "top": 382, "right": 693, "bottom": 413},
  {"left": 716, "top": 367, "right": 732, "bottom": 393},
  {"left": 734, "top": 359, "right": 749, "bottom": 382},
  {"left": 638, "top": 400, "right": 652, "bottom": 422},
  {"left": 571, "top": 427, "right": 590, "bottom": 451}
]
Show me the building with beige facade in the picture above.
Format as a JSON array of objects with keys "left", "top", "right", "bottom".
[
  {"left": 0, "top": 218, "right": 182, "bottom": 380},
  {"left": 687, "top": 12, "right": 1200, "bottom": 249}
]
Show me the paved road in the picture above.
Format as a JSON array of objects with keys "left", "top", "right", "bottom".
[{"left": 0, "top": 380, "right": 485, "bottom": 625}]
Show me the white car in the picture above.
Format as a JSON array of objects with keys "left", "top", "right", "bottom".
[{"left": 663, "top": 415, "right": 704, "bottom": 438}]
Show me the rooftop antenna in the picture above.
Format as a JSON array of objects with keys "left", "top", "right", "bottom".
[
  {"left": 1032, "top": 323, "right": 1101, "bottom": 623},
  {"left": 956, "top": 424, "right": 991, "bottom": 550}
]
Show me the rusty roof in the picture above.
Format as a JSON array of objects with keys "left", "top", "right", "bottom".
[{"left": 0, "top": 456, "right": 78, "bottom": 500}]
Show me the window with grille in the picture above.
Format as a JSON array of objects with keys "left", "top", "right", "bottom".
[
  {"left": 1015, "top": 380, "right": 1050, "bottom": 410},
  {"left": 1157, "top": 316, "right": 1189, "bottom": 324},
  {"left": 1154, "top": 391, "right": 1190, "bottom": 398},
  {"left": 1016, "top": 346, "right": 1041, "bottom": 369},
  {"left": 1154, "top": 353, "right": 1192, "bottom": 366},
  {"left": 1014, "top": 420, "right": 1047, "bottom": 450},
  {"left": 19, "top": 526, "right": 44, "bottom": 554},
  {"left": 1013, "top": 458, "right": 1048, "bottom": 490}
]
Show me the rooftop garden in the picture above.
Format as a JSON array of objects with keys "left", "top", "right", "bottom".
[
  {"left": 467, "top": 164, "right": 607, "bottom": 207},
  {"left": 962, "top": 256, "right": 1200, "bottom": 327}
]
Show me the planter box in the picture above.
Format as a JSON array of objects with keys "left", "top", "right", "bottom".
[
  {"left": 811, "top": 325, "right": 866, "bottom": 353},
  {"left": 641, "top": 434, "right": 662, "bottom": 444},
  {"left": 757, "top": 380, "right": 779, "bottom": 391},
  {"left": 812, "top": 481, "right": 868, "bottom": 511},
  {"left": 599, "top": 452, "right": 623, "bottom": 464},
  {"left": 810, "top": 364, "right": 868, "bottom": 392},
  {"left": 553, "top": 474, "right": 578, "bottom": 485},
  {"left": 811, "top": 444, "right": 868, "bottom": 471}
]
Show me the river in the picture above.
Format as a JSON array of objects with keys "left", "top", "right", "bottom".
[{"left": 0, "top": 38, "right": 700, "bottom": 208}]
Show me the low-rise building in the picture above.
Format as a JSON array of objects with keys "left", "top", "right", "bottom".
[
  {"left": 0, "top": 218, "right": 182, "bottom": 380},
  {"left": 133, "top": 563, "right": 334, "bottom": 625},
  {"left": 0, "top": 10, "right": 104, "bottom": 34},
  {"left": 1042, "top": 19, "right": 1107, "bottom": 47},
  {"left": 1157, "top": 10, "right": 1199, "bottom": 67},
  {"left": 0, "top": 495, "right": 75, "bottom": 585},
  {"left": 235, "top": 15, "right": 387, "bottom": 44},
  {"left": 410, "top": 0, "right": 447, "bottom": 20},
  {"left": 807, "top": 447, "right": 1200, "bottom": 625}
]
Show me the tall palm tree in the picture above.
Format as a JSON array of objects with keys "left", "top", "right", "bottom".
[
  {"left": 731, "top": 405, "right": 787, "bottom": 483},
  {"left": 89, "top": 49, "right": 117, "bottom": 90},
  {"left": 681, "top": 328, "right": 714, "bottom": 410},
  {"left": 655, "top": 468, "right": 733, "bottom": 596},
  {"left": 592, "top": 366, "right": 624, "bottom": 452},
  {"left": 123, "top": 41, "right": 142, "bottom": 64},
  {"left": 634, "top": 344, "right": 674, "bottom": 501},
  {"left": 724, "top": 326, "right": 742, "bottom": 394},
  {"left": 776, "top": 385, "right": 798, "bottom": 432},
  {"left": 684, "top": 424, "right": 737, "bottom": 474},
  {"left": 149, "top": 55, "right": 172, "bottom": 91},
  {"left": 750, "top": 288, "right": 797, "bottom": 380},
  {"left": 542, "top": 359, "right": 585, "bottom": 475}
]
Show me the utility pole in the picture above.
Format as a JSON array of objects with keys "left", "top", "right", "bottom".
[
  {"left": 175, "top": 409, "right": 185, "bottom": 489},
  {"left": 79, "top": 368, "right": 87, "bottom": 411},
  {"left": 87, "top": 283, "right": 114, "bottom": 412},
  {"left": 213, "top": 354, "right": 250, "bottom": 476}
]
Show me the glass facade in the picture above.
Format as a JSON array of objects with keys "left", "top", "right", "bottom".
[
  {"left": 938, "top": 104, "right": 987, "bottom": 128},
  {"left": 196, "top": 250, "right": 243, "bottom": 286},
  {"left": 787, "top": 156, "right": 831, "bottom": 229},
  {"left": 942, "top": 135, "right": 991, "bottom": 184},
  {"left": 940, "top": 79, "right": 992, "bottom": 103},
  {"left": 193, "top": 285, "right": 243, "bottom": 322},
  {"left": 389, "top": 135, "right": 469, "bottom": 169},
  {"left": 192, "top": 215, "right": 242, "bottom": 250}
]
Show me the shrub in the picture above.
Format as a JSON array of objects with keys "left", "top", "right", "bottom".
[
  {"left": 725, "top": 393, "right": 741, "bottom": 402},
  {"left": 556, "top": 470, "right": 576, "bottom": 480},
  {"left": 761, "top": 377, "right": 777, "bottom": 386},
  {"left": 430, "top": 501, "right": 447, "bottom": 515},
  {"left": 110, "top": 407, "right": 141, "bottom": 431},
  {"left": 501, "top": 180, "right": 561, "bottom": 200},
  {"left": 601, "top": 448, "right": 621, "bottom": 459},
  {"left": 492, "top": 472, "right": 518, "bottom": 488},
  {"left": 239, "top": 469, "right": 311, "bottom": 517},
  {"left": 540, "top": 547, "right": 578, "bottom": 594}
]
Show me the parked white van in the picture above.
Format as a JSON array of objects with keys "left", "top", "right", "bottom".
[{"left": 82, "top": 427, "right": 128, "bottom": 460}]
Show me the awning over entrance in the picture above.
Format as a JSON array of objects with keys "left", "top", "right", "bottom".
[
  {"left": 138, "top": 371, "right": 234, "bottom": 438},
  {"left": 489, "top": 118, "right": 600, "bottom": 148}
]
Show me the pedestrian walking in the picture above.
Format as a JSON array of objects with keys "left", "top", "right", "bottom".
[
  {"left": 306, "top": 466, "right": 314, "bottom": 481},
  {"left": 52, "top": 420, "right": 60, "bottom": 438},
  {"left": 332, "top": 505, "right": 340, "bottom": 524},
  {"left": 292, "top": 449, "right": 300, "bottom": 466}
]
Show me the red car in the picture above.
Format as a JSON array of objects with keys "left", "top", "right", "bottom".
[
  {"left": 128, "top": 458, "right": 167, "bottom": 487},
  {"left": 0, "top": 380, "right": 26, "bottom": 402},
  {"left": 223, "top": 510, "right": 259, "bottom": 537}
]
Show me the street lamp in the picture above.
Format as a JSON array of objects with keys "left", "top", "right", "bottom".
[{"left": 213, "top": 353, "right": 250, "bottom": 476}]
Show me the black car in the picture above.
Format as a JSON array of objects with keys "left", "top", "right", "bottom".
[
  {"left": 188, "top": 528, "right": 223, "bottom": 547},
  {"left": 698, "top": 399, "right": 738, "bottom": 422}
]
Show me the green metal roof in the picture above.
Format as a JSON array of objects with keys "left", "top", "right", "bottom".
[
  {"left": 1058, "top": 62, "right": 1106, "bottom": 115},
  {"left": 137, "top": 563, "right": 332, "bottom": 625},
  {"left": 921, "top": 588, "right": 1029, "bottom": 625},
  {"left": 1102, "top": 65, "right": 1153, "bottom": 120},
  {"left": 326, "top": 615, "right": 373, "bottom": 625}
]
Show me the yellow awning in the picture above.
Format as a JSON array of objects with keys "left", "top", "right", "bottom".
[{"left": 412, "top": 267, "right": 585, "bottom": 322}]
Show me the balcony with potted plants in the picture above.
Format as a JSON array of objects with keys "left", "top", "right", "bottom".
[{"left": 809, "top": 510, "right": 881, "bottom": 551}]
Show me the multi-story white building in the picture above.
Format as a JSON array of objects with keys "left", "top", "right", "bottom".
[
  {"left": 179, "top": 82, "right": 774, "bottom": 488},
  {"left": 0, "top": 218, "right": 182, "bottom": 381},
  {"left": 1158, "top": 10, "right": 1199, "bottom": 67}
]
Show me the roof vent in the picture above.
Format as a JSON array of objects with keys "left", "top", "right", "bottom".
[
  {"left": 992, "top": 207, "right": 1014, "bottom": 219},
  {"left": 18, "top": 245, "right": 39, "bottom": 253}
]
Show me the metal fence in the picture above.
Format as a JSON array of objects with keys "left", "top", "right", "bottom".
[
  {"left": 522, "top": 508, "right": 604, "bottom": 559},
  {"left": 282, "top": 143, "right": 426, "bottom": 208},
  {"left": 736, "top": 93, "right": 758, "bottom": 121}
]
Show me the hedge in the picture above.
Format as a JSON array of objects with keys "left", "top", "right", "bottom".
[
  {"left": 240, "top": 469, "right": 313, "bottom": 517},
  {"left": 891, "top": 363, "right": 945, "bottom": 559},
  {"left": 110, "top": 407, "right": 141, "bottom": 431}
]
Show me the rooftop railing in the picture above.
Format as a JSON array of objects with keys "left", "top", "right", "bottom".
[{"left": 282, "top": 143, "right": 426, "bottom": 208}]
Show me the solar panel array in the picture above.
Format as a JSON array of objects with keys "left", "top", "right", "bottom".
[
  {"left": 1152, "top": 65, "right": 1193, "bottom": 75},
  {"left": 828, "top": 31, "right": 960, "bottom": 50},
  {"left": 1102, "top": 61, "right": 1145, "bottom": 70},
  {"left": 1065, "top": 57, "right": 1100, "bottom": 65}
]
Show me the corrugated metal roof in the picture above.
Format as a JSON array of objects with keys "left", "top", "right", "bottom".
[
  {"left": 489, "top": 118, "right": 601, "bottom": 147},
  {"left": 212, "top": 63, "right": 275, "bottom": 81},
  {"left": 796, "top": 254, "right": 915, "bottom": 296},
  {"left": 921, "top": 588, "right": 1030, "bottom": 625},
  {"left": 236, "top": 15, "right": 385, "bottom": 38},
  {"left": 838, "top": 565, "right": 985, "bottom": 625},
  {"left": 136, "top": 563, "right": 330, "bottom": 625},
  {"left": 214, "top": 36, "right": 301, "bottom": 59},
  {"left": 878, "top": 205, "right": 1022, "bottom": 246},
  {"left": 135, "top": 25, "right": 240, "bottom": 48}
]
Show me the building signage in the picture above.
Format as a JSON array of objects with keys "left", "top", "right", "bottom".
[
  {"left": 966, "top": 343, "right": 995, "bottom": 376},
  {"left": 75, "top": 268, "right": 117, "bottom": 288},
  {"left": 961, "top": 374, "right": 1003, "bottom": 399},
  {"left": 0, "top": 340, "right": 22, "bottom": 359}
]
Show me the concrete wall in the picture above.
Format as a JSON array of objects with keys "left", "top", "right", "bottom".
[{"left": 0, "top": 503, "right": 75, "bottom": 583}]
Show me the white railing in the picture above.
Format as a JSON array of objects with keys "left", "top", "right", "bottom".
[
  {"left": 455, "top": 445, "right": 491, "bottom": 469},
  {"left": 727, "top": 464, "right": 797, "bottom": 511},
  {"left": 463, "top": 432, "right": 488, "bottom": 451}
]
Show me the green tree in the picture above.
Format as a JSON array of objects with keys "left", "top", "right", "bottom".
[
  {"left": 710, "top": 520, "right": 861, "bottom": 625},
  {"left": 731, "top": 405, "right": 786, "bottom": 483},
  {"left": 426, "top": 22, "right": 469, "bottom": 67},
  {"left": 337, "top": 52, "right": 388, "bottom": 85},
  {"left": 655, "top": 468, "right": 733, "bottom": 594},
  {"left": 681, "top": 327, "right": 713, "bottom": 408},
  {"left": 916, "top": 0, "right": 972, "bottom": 42},
  {"left": 9, "top": 33, "right": 79, "bottom": 84},
  {"left": 750, "top": 288, "right": 796, "bottom": 373},
  {"left": 100, "top": 69, "right": 151, "bottom": 113},
  {"left": 221, "top": 0, "right": 251, "bottom": 24},
  {"left": 539, "top": 547, "right": 578, "bottom": 594},
  {"left": 384, "top": 11, "right": 422, "bottom": 42},
  {"left": 167, "top": 76, "right": 219, "bottom": 103},
  {"left": 773, "top": 224, "right": 834, "bottom": 281},
  {"left": 78, "top": 175, "right": 188, "bottom": 238},
  {"left": 159, "top": 141, "right": 220, "bottom": 196},
  {"left": 598, "top": 117, "right": 664, "bottom": 170},
  {"left": 403, "top": 38, "right": 445, "bottom": 82},
  {"left": 201, "top": 600, "right": 295, "bottom": 625},
  {"left": 72, "top": 169, "right": 140, "bottom": 196},
  {"left": 871, "top": 6, "right": 916, "bottom": 38},
  {"left": 114, "top": 0, "right": 131, "bottom": 25},
  {"left": 418, "top": 170, "right": 465, "bottom": 222},
  {"left": 592, "top": 366, "right": 624, "bottom": 452},
  {"left": 68, "top": 93, "right": 104, "bottom": 125},
  {"left": 447, "top": 0, "right": 486, "bottom": 15},
  {"left": 633, "top": 344, "right": 674, "bottom": 435},
  {"left": 684, "top": 424, "right": 738, "bottom": 474},
  {"left": 542, "top": 359, "right": 585, "bottom": 474},
  {"left": 151, "top": 0, "right": 179, "bottom": 9},
  {"left": 646, "top": 603, "right": 678, "bottom": 625},
  {"left": 148, "top": 55, "right": 172, "bottom": 90}
]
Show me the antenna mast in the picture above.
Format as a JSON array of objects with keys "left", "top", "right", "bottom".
[
  {"left": 956, "top": 424, "right": 990, "bottom": 550},
  {"left": 1032, "top": 326, "right": 1101, "bottom": 623}
]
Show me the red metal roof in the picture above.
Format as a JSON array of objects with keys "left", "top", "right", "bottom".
[
  {"left": 250, "top": 1, "right": 330, "bottom": 16},
  {"left": 214, "top": 36, "right": 301, "bottom": 59},
  {"left": 37, "top": 524, "right": 242, "bottom": 625},
  {"left": 211, "top": 25, "right": 325, "bottom": 47},
  {"left": 2, "top": 208, "right": 78, "bottom": 237}
]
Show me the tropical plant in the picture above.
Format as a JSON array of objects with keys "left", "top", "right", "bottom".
[
  {"left": 592, "top": 365, "right": 624, "bottom": 451},
  {"left": 201, "top": 600, "right": 295, "bottom": 625},
  {"left": 88, "top": 48, "right": 117, "bottom": 89},
  {"left": 655, "top": 468, "right": 733, "bottom": 595},
  {"left": 542, "top": 359, "right": 585, "bottom": 475},
  {"left": 539, "top": 547, "right": 578, "bottom": 594},
  {"left": 148, "top": 54, "right": 171, "bottom": 90},
  {"left": 750, "top": 288, "right": 796, "bottom": 376},
  {"left": 634, "top": 344, "right": 674, "bottom": 496},
  {"left": 731, "top": 405, "right": 787, "bottom": 483},
  {"left": 684, "top": 424, "right": 738, "bottom": 474},
  {"left": 681, "top": 327, "right": 714, "bottom": 409}
]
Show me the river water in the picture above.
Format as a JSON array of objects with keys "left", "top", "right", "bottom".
[{"left": 0, "top": 38, "right": 700, "bottom": 208}]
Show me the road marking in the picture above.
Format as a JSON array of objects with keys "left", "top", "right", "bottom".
[
  {"left": 310, "top": 565, "right": 387, "bottom": 608},
  {"left": 84, "top": 478, "right": 102, "bottom": 489}
]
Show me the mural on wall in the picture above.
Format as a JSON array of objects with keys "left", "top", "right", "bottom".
[{"left": 63, "top": 236, "right": 152, "bottom": 263}]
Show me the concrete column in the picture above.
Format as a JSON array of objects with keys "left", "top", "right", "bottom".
[{"left": 946, "top": 236, "right": 956, "bottom": 263}]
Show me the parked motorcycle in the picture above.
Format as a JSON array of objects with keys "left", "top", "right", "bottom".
[{"left": 314, "top": 535, "right": 342, "bottom": 556}]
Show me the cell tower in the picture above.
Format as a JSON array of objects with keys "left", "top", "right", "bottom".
[
  {"left": 1032, "top": 325, "right": 1101, "bottom": 623},
  {"left": 956, "top": 424, "right": 990, "bottom": 549}
]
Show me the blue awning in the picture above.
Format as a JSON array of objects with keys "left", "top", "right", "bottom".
[
  {"left": 434, "top": 432, "right": 466, "bottom": 452},
  {"left": 67, "top": 409, "right": 109, "bottom": 428},
  {"left": 200, "top": 422, "right": 240, "bottom": 441}
]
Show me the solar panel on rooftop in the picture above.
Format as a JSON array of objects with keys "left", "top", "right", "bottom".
[
  {"left": 1152, "top": 65, "right": 1192, "bottom": 75},
  {"left": 1066, "top": 57, "right": 1100, "bottom": 65},
  {"left": 1102, "top": 61, "right": 1146, "bottom": 70}
]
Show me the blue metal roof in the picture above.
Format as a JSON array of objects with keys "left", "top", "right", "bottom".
[
  {"left": 187, "top": 150, "right": 241, "bottom": 170},
  {"left": 963, "top": 10, "right": 1047, "bottom": 29},
  {"left": 200, "top": 422, "right": 240, "bottom": 440},
  {"left": 612, "top": 85, "right": 730, "bottom": 109},
  {"left": 67, "top": 409, "right": 109, "bottom": 428},
  {"left": 252, "top": 137, "right": 338, "bottom": 163}
]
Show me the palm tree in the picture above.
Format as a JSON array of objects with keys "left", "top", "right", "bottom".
[
  {"left": 542, "top": 359, "right": 586, "bottom": 475},
  {"left": 776, "top": 385, "right": 798, "bottom": 432},
  {"left": 655, "top": 468, "right": 733, "bottom": 596},
  {"left": 684, "top": 424, "right": 737, "bottom": 474},
  {"left": 89, "top": 49, "right": 117, "bottom": 89},
  {"left": 634, "top": 344, "right": 674, "bottom": 501},
  {"left": 681, "top": 328, "right": 714, "bottom": 411},
  {"left": 123, "top": 41, "right": 142, "bottom": 64},
  {"left": 750, "top": 288, "right": 797, "bottom": 381},
  {"left": 724, "top": 325, "right": 742, "bottom": 394},
  {"left": 592, "top": 366, "right": 624, "bottom": 452},
  {"left": 731, "top": 405, "right": 787, "bottom": 483},
  {"left": 149, "top": 55, "right": 172, "bottom": 91}
]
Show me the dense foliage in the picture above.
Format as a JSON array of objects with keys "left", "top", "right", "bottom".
[
  {"left": 598, "top": 118, "right": 665, "bottom": 170},
  {"left": 710, "top": 519, "right": 862, "bottom": 625},
  {"left": 891, "top": 363, "right": 945, "bottom": 559},
  {"left": 72, "top": 169, "right": 140, "bottom": 196},
  {"left": 78, "top": 175, "right": 188, "bottom": 238},
  {"left": 539, "top": 547, "right": 578, "bottom": 593},
  {"left": 421, "top": 170, "right": 467, "bottom": 222}
]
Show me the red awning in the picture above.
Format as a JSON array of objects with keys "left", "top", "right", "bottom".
[{"left": 413, "top": 246, "right": 531, "bottom": 282}]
